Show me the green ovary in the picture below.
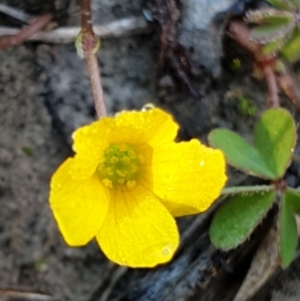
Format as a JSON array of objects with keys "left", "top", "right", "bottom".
[{"left": 97, "top": 143, "right": 144, "bottom": 189}]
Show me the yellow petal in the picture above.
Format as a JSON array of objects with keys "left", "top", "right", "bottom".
[
  {"left": 71, "top": 120, "right": 111, "bottom": 179},
  {"left": 112, "top": 108, "right": 179, "bottom": 147},
  {"left": 49, "top": 158, "right": 110, "bottom": 246},
  {"left": 96, "top": 185, "right": 179, "bottom": 268},
  {"left": 149, "top": 139, "right": 227, "bottom": 217},
  {"left": 72, "top": 118, "right": 111, "bottom": 154},
  {"left": 70, "top": 108, "right": 178, "bottom": 178}
]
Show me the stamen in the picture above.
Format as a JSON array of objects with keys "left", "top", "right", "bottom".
[
  {"left": 97, "top": 143, "right": 142, "bottom": 190},
  {"left": 127, "top": 180, "right": 136, "bottom": 189},
  {"left": 102, "top": 178, "right": 113, "bottom": 188}
]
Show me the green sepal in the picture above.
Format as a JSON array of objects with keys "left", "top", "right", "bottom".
[
  {"left": 279, "top": 190, "right": 298, "bottom": 268},
  {"left": 209, "top": 190, "right": 276, "bottom": 250},
  {"left": 254, "top": 108, "right": 296, "bottom": 179},
  {"left": 208, "top": 129, "right": 275, "bottom": 179},
  {"left": 281, "top": 27, "right": 300, "bottom": 62}
]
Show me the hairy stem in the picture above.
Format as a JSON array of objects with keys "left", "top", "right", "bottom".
[{"left": 221, "top": 185, "right": 274, "bottom": 196}]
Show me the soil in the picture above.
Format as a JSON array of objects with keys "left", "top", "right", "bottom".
[{"left": 1, "top": 0, "right": 300, "bottom": 301}]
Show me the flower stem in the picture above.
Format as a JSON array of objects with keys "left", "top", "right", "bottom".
[
  {"left": 81, "top": 0, "right": 107, "bottom": 118},
  {"left": 221, "top": 185, "right": 274, "bottom": 196}
]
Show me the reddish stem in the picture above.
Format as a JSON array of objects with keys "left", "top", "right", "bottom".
[
  {"left": 276, "top": 67, "right": 300, "bottom": 113},
  {"left": 0, "top": 13, "right": 52, "bottom": 50},
  {"left": 228, "top": 20, "right": 259, "bottom": 56},
  {"left": 86, "top": 52, "right": 106, "bottom": 118},
  {"left": 81, "top": 0, "right": 93, "bottom": 33},
  {"left": 264, "top": 66, "right": 280, "bottom": 108},
  {"left": 81, "top": 0, "right": 107, "bottom": 118},
  {"left": 229, "top": 21, "right": 280, "bottom": 108}
]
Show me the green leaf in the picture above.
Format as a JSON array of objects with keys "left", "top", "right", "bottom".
[
  {"left": 262, "top": 37, "right": 285, "bottom": 55},
  {"left": 284, "top": 188, "right": 300, "bottom": 215},
  {"left": 246, "top": 9, "right": 294, "bottom": 25},
  {"left": 281, "top": 27, "right": 300, "bottom": 62},
  {"left": 208, "top": 129, "right": 275, "bottom": 179},
  {"left": 236, "top": 95, "right": 257, "bottom": 116},
  {"left": 251, "top": 22, "right": 294, "bottom": 43},
  {"left": 246, "top": 9, "right": 295, "bottom": 43},
  {"left": 279, "top": 191, "right": 298, "bottom": 267},
  {"left": 287, "top": 0, "right": 298, "bottom": 10},
  {"left": 209, "top": 190, "right": 276, "bottom": 250},
  {"left": 267, "top": 0, "right": 293, "bottom": 10},
  {"left": 254, "top": 108, "right": 296, "bottom": 179}
]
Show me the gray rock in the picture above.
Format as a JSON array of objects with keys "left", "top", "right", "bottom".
[{"left": 179, "top": 0, "right": 236, "bottom": 77}]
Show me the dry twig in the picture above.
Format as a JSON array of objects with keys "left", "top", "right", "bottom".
[
  {"left": 0, "top": 17, "right": 150, "bottom": 44},
  {"left": 0, "top": 289, "right": 58, "bottom": 301},
  {"left": 0, "top": 13, "right": 52, "bottom": 50},
  {"left": 0, "top": 3, "right": 31, "bottom": 23}
]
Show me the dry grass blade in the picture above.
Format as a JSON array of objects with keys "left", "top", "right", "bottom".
[{"left": 0, "top": 289, "right": 59, "bottom": 301}]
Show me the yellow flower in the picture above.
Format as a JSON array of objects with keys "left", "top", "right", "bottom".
[{"left": 49, "top": 108, "right": 227, "bottom": 268}]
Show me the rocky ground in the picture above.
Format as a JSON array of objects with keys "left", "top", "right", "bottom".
[{"left": 1, "top": 0, "right": 300, "bottom": 300}]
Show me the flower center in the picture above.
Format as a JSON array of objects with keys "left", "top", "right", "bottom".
[{"left": 97, "top": 143, "right": 144, "bottom": 190}]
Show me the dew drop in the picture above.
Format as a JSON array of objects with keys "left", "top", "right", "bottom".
[
  {"left": 161, "top": 243, "right": 173, "bottom": 257},
  {"left": 142, "top": 103, "right": 155, "bottom": 111}
]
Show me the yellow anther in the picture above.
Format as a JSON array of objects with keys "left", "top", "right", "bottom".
[
  {"left": 110, "top": 157, "right": 119, "bottom": 163},
  {"left": 102, "top": 178, "right": 113, "bottom": 188},
  {"left": 127, "top": 180, "right": 136, "bottom": 189},
  {"left": 130, "top": 165, "right": 138, "bottom": 173},
  {"left": 121, "top": 157, "right": 130, "bottom": 164},
  {"left": 116, "top": 170, "right": 127, "bottom": 177},
  {"left": 98, "top": 144, "right": 144, "bottom": 190},
  {"left": 107, "top": 167, "right": 114, "bottom": 176}
]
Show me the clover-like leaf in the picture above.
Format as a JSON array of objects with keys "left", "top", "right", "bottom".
[
  {"left": 279, "top": 190, "right": 298, "bottom": 267},
  {"left": 262, "top": 37, "right": 285, "bottom": 55},
  {"left": 254, "top": 108, "right": 296, "bottom": 179},
  {"left": 281, "top": 27, "right": 300, "bottom": 62},
  {"left": 246, "top": 9, "right": 295, "bottom": 44},
  {"left": 208, "top": 129, "right": 275, "bottom": 179},
  {"left": 246, "top": 9, "right": 293, "bottom": 25},
  {"left": 252, "top": 22, "right": 294, "bottom": 43},
  {"left": 287, "top": 0, "right": 298, "bottom": 10},
  {"left": 285, "top": 188, "right": 300, "bottom": 214},
  {"left": 209, "top": 190, "right": 276, "bottom": 250},
  {"left": 267, "top": 0, "right": 294, "bottom": 10},
  {"left": 247, "top": 9, "right": 294, "bottom": 43}
]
